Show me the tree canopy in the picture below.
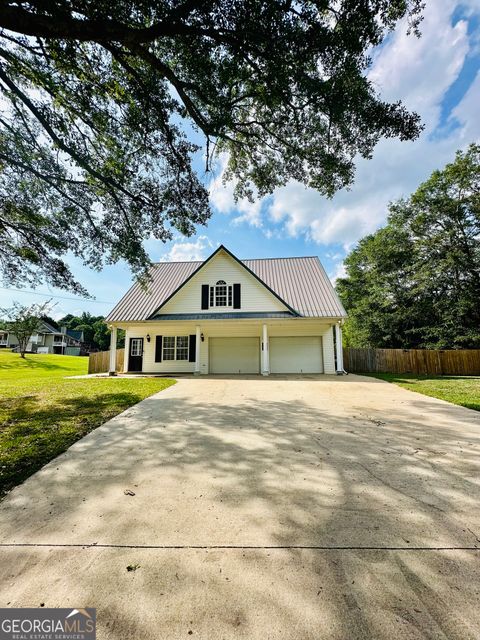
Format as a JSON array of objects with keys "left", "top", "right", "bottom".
[
  {"left": 59, "top": 312, "right": 123, "bottom": 350},
  {"left": 0, "top": 0, "right": 423, "bottom": 293},
  {"left": 337, "top": 144, "right": 480, "bottom": 349}
]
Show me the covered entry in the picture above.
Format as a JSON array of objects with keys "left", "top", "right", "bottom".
[
  {"left": 209, "top": 337, "right": 260, "bottom": 374},
  {"left": 269, "top": 336, "right": 323, "bottom": 374}
]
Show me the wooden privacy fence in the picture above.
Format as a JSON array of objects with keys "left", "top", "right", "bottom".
[
  {"left": 88, "top": 348, "right": 124, "bottom": 374},
  {"left": 88, "top": 346, "right": 480, "bottom": 376},
  {"left": 343, "top": 348, "right": 480, "bottom": 376}
]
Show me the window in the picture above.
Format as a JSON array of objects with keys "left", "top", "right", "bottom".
[
  {"left": 163, "top": 336, "right": 175, "bottom": 360},
  {"left": 210, "top": 280, "right": 233, "bottom": 308},
  {"left": 131, "top": 338, "right": 143, "bottom": 356},
  {"left": 176, "top": 336, "right": 189, "bottom": 360},
  {"left": 215, "top": 280, "right": 227, "bottom": 306},
  {"left": 162, "top": 335, "right": 188, "bottom": 361}
]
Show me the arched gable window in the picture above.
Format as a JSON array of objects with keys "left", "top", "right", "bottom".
[{"left": 209, "top": 280, "right": 233, "bottom": 307}]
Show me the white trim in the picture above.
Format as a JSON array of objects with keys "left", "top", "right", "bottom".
[
  {"left": 162, "top": 334, "right": 189, "bottom": 361},
  {"left": 195, "top": 326, "right": 201, "bottom": 374},
  {"left": 109, "top": 326, "right": 117, "bottom": 374},
  {"left": 261, "top": 323, "right": 269, "bottom": 375},
  {"left": 335, "top": 323, "right": 344, "bottom": 373}
]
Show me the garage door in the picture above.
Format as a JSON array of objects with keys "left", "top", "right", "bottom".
[
  {"left": 270, "top": 336, "right": 323, "bottom": 374},
  {"left": 209, "top": 337, "right": 260, "bottom": 374}
]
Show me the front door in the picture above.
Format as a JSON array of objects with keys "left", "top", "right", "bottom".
[{"left": 128, "top": 337, "right": 144, "bottom": 372}]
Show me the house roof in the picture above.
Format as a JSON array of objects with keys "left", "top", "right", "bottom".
[
  {"left": 66, "top": 329, "right": 83, "bottom": 342},
  {"left": 149, "top": 312, "right": 294, "bottom": 321},
  {"left": 106, "top": 246, "right": 346, "bottom": 322},
  {"left": 39, "top": 320, "right": 59, "bottom": 333}
]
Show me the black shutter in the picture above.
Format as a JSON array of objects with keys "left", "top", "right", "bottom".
[
  {"left": 233, "top": 283, "right": 241, "bottom": 309},
  {"left": 155, "top": 335, "right": 163, "bottom": 362},
  {"left": 201, "top": 284, "right": 209, "bottom": 310},
  {"left": 189, "top": 334, "right": 196, "bottom": 362}
]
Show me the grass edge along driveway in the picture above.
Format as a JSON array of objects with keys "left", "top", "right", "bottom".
[
  {"left": 367, "top": 373, "right": 480, "bottom": 412},
  {"left": 0, "top": 350, "right": 175, "bottom": 497}
]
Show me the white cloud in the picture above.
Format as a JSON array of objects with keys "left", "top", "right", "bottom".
[
  {"left": 51, "top": 307, "right": 84, "bottom": 321},
  {"left": 451, "top": 69, "right": 480, "bottom": 141},
  {"left": 369, "top": 0, "right": 469, "bottom": 128},
  {"left": 329, "top": 261, "right": 347, "bottom": 285},
  {"left": 208, "top": 154, "right": 263, "bottom": 227},
  {"left": 162, "top": 235, "right": 214, "bottom": 262}
]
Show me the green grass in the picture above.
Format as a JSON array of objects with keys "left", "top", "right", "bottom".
[
  {"left": 0, "top": 350, "right": 175, "bottom": 496},
  {"left": 367, "top": 373, "right": 480, "bottom": 412}
]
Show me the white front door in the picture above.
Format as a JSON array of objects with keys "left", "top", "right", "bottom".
[
  {"left": 209, "top": 337, "right": 260, "bottom": 374},
  {"left": 270, "top": 336, "right": 323, "bottom": 374}
]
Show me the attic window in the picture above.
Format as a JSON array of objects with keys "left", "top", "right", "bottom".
[{"left": 210, "top": 280, "right": 232, "bottom": 307}]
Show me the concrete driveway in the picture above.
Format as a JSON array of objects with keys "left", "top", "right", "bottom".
[{"left": 1, "top": 374, "right": 480, "bottom": 639}]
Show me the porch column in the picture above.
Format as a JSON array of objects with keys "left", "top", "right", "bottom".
[
  {"left": 195, "top": 325, "right": 201, "bottom": 374},
  {"left": 109, "top": 326, "right": 117, "bottom": 376},
  {"left": 335, "top": 323, "right": 344, "bottom": 375},
  {"left": 262, "top": 323, "right": 269, "bottom": 376}
]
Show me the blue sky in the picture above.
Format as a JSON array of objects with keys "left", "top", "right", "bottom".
[{"left": 1, "top": 0, "right": 479, "bottom": 320}]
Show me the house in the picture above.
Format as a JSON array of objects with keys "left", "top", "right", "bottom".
[
  {"left": 1, "top": 321, "right": 84, "bottom": 355},
  {"left": 106, "top": 245, "right": 347, "bottom": 375},
  {"left": 106, "top": 245, "right": 346, "bottom": 375}
]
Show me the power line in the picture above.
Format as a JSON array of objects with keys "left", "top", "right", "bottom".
[{"left": 0, "top": 286, "right": 113, "bottom": 304}]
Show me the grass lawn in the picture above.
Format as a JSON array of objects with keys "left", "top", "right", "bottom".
[
  {"left": 368, "top": 373, "right": 480, "bottom": 412},
  {"left": 0, "top": 350, "right": 175, "bottom": 497}
]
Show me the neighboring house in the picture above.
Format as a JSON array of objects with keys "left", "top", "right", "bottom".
[
  {"left": 1, "top": 321, "right": 84, "bottom": 355},
  {"left": 0, "top": 331, "right": 8, "bottom": 348},
  {"left": 106, "top": 245, "right": 347, "bottom": 375}
]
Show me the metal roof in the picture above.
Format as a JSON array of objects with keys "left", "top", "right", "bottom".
[
  {"left": 149, "top": 312, "right": 295, "bottom": 321},
  {"left": 106, "top": 249, "right": 346, "bottom": 322},
  {"left": 66, "top": 329, "right": 84, "bottom": 342}
]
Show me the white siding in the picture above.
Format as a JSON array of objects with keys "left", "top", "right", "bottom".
[
  {"left": 158, "top": 251, "right": 288, "bottom": 315},
  {"left": 123, "top": 320, "right": 337, "bottom": 374},
  {"left": 322, "top": 326, "right": 335, "bottom": 374},
  {"left": 124, "top": 326, "right": 196, "bottom": 373}
]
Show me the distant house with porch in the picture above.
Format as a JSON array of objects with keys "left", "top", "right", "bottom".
[{"left": 0, "top": 320, "right": 84, "bottom": 355}]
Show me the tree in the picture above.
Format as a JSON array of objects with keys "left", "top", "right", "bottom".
[
  {"left": 0, "top": 1, "right": 423, "bottom": 293},
  {"left": 337, "top": 144, "right": 480, "bottom": 349},
  {"left": 0, "top": 300, "right": 52, "bottom": 357},
  {"left": 92, "top": 320, "right": 110, "bottom": 351},
  {"left": 58, "top": 312, "right": 124, "bottom": 350}
]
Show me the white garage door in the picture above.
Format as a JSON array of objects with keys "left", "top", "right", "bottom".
[
  {"left": 270, "top": 336, "right": 323, "bottom": 374},
  {"left": 209, "top": 337, "right": 260, "bottom": 374}
]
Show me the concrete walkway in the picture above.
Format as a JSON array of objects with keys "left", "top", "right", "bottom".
[{"left": 1, "top": 375, "right": 479, "bottom": 639}]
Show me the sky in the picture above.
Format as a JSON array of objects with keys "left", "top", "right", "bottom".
[{"left": 1, "top": 0, "right": 479, "bottom": 320}]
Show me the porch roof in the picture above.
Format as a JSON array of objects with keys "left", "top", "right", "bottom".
[{"left": 148, "top": 312, "right": 294, "bottom": 321}]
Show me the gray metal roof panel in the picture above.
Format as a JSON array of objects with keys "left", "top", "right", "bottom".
[{"left": 106, "top": 253, "right": 346, "bottom": 322}]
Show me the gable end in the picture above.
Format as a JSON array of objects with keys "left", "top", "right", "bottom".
[{"left": 148, "top": 245, "right": 299, "bottom": 319}]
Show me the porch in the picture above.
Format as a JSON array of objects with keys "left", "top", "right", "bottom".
[{"left": 105, "top": 319, "right": 345, "bottom": 376}]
